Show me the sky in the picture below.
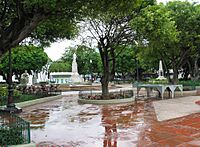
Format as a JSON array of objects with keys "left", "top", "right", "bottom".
[
  {"left": 44, "top": 39, "right": 79, "bottom": 61},
  {"left": 44, "top": 0, "right": 199, "bottom": 61}
]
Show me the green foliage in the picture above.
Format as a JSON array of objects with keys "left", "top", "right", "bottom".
[
  {"left": 0, "top": 87, "right": 22, "bottom": 98},
  {"left": 61, "top": 45, "right": 102, "bottom": 75},
  {"left": 115, "top": 46, "right": 136, "bottom": 77},
  {"left": 0, "top": 45, "right": 48, "bottom": 82},
  {"left": 0, "top": 127, "right": 24, "bottom": 145},
  {"left": 49, "top": 62, "right": 71, "bottom": 72},
  {"left": 0, "top": 0, "right": 88, "bottom": 54},
  {"left": 131, "top": 1, "right": 200, "bottom": 82},
  {"left": 31, "top": 17, "right": 78, "bottom": 47},
  {"left": 178, "top": 80, "right": 200, "bottom": 86},
  {"left": 131, "top": 3, "right": 179, "bottom": 52},
  {"left": 0, "top": 87, "right": 7, "bottom": 98},
  {"left": 166, "top": 1, "right": 200, "bottom": 79},
  {"left": 0, "top": 112, "right": 30, "bottom": 146}
]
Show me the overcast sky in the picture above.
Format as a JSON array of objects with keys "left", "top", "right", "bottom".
[{"left": 45, "top": 0, "right": 199, "bottom": 61}]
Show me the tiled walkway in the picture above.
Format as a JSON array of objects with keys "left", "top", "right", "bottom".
[
  {"left": 19, "top": 95, "right": 200, "bottom": 147},
  {"left": 138, "top": 101, "right": 200, "bottom": 146}
]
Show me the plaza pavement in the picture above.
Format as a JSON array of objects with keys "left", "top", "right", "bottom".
[
  {"left": 153, "top": 96, "right": 200, "bottom": 121},
  {"left": 16, "top": 84, "right": 200, "bottom": 146}
]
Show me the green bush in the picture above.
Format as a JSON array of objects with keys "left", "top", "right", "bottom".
[
  {"left": 0, "top": 127, "right": 24, "bottom": 145},
  {"left": 0, "top": 87, "right": 7, "bottom": 97},
  {"left": 178, "top": 80, "right": 200, "bottom": 86},
  {"left": 0, "top": 87, "right": 22, "bottom": 98},
  {"left": 13, "top": 89, "right": 22, "bottom": 98}
]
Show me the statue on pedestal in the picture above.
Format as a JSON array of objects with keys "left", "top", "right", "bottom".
[
  {"left": 21, "top": 70, "right": 29, "bottom": 85},
  {"left": 70, "top": 53, "right": 84, "bottom": 83},
  {"left": 72, "top": 53, "right": 78, "bottom": 74},
  {"left": 157, "top": 60, "right": 166, "bottom": 80}
]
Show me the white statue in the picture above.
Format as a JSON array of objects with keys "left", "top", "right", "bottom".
[
  {"left": 72, "top": 53, "right": 78, "bottom": 74},
  {"left": 21, "top": 70, "right": 29, "bottom": 85},
  {"left": 73, "top": 53, "right": 77, "bottom": 62},
  {"left": 70, "top": 53, "right": 84, "bottom": 83}
]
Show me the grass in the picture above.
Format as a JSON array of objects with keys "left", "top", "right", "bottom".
[{"left": 0, "top": 94, "right": 57, "bottom": 106}]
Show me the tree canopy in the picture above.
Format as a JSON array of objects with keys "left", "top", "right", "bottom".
[
  {"left": 0, "top": 45, "right": 48, "bottom": 83},
  {"left": 82, "top": 0, "right": 156, "bottom": 94},
  {"left": 0, "top": 0, "right": 97, "bottom": 55},
  {"left": 49, "top": 62, "right": 71, "bottom": 72},
  {"left": 61, "top": 45, "right": 102, "bottom": 76},
  {"left": 131, "top": 1, "right": 200, "bottom": 83}
]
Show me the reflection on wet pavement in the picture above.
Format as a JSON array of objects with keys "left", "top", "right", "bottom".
[{"left": 19, "top": 95, "right": 200, "bottom": 147}]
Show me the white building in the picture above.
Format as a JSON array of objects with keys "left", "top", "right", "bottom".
[{"left": 50, "top": 72, "right": 73, "bottom": 84}]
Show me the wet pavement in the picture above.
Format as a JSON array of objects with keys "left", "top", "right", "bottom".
[{"left": 19, "top": 94, "right": 200, "bottom": 147}]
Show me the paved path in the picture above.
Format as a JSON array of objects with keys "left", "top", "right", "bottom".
[
  {"left": 154, "top": 96, "right": 200, "bottom": 121},
  {"left": 19, "top": 92, "right": 200, "bottom": 146}
]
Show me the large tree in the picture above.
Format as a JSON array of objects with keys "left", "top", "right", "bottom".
[
  {"left": 0, "top": 45, "right": 48, "bottom": 83},
  {"left": 132, "top": 1, "right": 200, "bottom": 83},
  {"left": 166, "top": 1, "right": 200, "bottom": 81},
  {"left": 131, "top": 3, "right": 179, "bottom": 83},
  {"left": 84, "top": 0, "right": 156, "bottom": 96},
  {"left": 0, "top": 0, "right": 96, "bottom": 56}
]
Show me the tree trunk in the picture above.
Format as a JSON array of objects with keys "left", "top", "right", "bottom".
[
  {"left": 98, "top": 41, "right": 110, "bottom": 97},
  {"left": 101, "top": 76, "right": 109, "bottom": 97},
  {"left": 191, "top": 57, "right": 199, "bottom": 81},
  {"left": 172, "top": 61, "right": 178, "bottom": 84},
  {"left": 101, "top": 56, "right": 110, "bottom": 97}
]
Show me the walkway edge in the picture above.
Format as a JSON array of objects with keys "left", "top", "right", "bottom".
[
  {"left": 78, "top": 97, "right": 135, "bottom": 105},
  {"left": 15, "top": 95, "right": 63, "bottom": 108},
  {"left": 9, "top": 143, "right": 36, "bottom": 147}
]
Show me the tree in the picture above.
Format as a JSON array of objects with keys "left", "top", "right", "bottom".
[
  {"left": 83, "top": 0, "right": 156, "bottom": 96},
  {"left": 132, "top": 1, "right": 200, "bottom": 83},
  {"left": 0, "top": 0, "right": 99, "bottom": 56},
  {"left": 0, "top": 45, "right": 48, "bottom": 83},
  {"left": 49, "top": 62, "right": 71, "bottom": 72},
  {"left": 61, "top": 45, "right": 102, "bottom": 79},
  {"left": 115, "top": 46, "right": 136, "bottom": 80},
  {"left": 131, "top": 3, "right": 179, "bottom": 83},
  {"left": 166, "top": 1, "right": 200, "bottom": 81}
]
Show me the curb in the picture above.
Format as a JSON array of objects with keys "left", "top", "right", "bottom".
[
  {"left": 16, "top": 95, "right": 63, "bottom": 108},
  {"left": 78, "top": 97, "right": 135, "bottom": 105},
  {"left": 9, "top": 143, "right": 36, "bottom": 147}
]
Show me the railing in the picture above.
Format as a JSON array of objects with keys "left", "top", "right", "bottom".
[
  {"left": 79, "top": 90, "right": 134, "bottom": 100},
  {"left": 0, "top": 112, "right": 30, "bottom": 146}
]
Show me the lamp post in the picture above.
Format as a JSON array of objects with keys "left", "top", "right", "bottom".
[
  {"left": 0, "top": 48, "right": 22, "bottom": 113},
  {"left": 134, "top": 40, "right": 139, "bottom": 82}
]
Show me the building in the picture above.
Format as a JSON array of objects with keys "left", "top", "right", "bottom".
[{"left": 50, "top": 72, "right": 73, "bottom": 84}]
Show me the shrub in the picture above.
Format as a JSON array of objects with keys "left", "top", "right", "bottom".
[
  {"left": 0, "top": 87, "right": 22, "bottom": 99},
  {"left": 0, "top": 127, "right": 24, "bottom": 145},
  {"left": 0, "top": 87, "right": 7, "bottom": 97}
]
